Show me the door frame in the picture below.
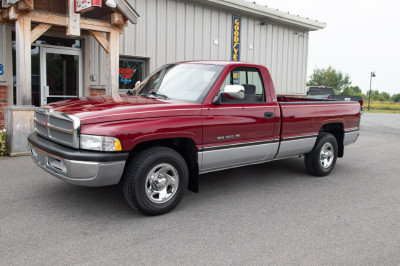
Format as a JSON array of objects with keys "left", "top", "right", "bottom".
[{"left": 40, "top": 45, "right": 83, "bottom": 106}]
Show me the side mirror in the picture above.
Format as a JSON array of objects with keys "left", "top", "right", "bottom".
[
  {"left": 212, "top": 85, "right": 245, "bottom": 105},
  {"left": 135, "top": 80, "right": 141, "bottom": 87},
  {"left": 223, "top": 85, "right": 245, "bottom": 99}
]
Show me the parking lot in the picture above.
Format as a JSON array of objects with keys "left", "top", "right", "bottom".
[{"left": 0, "top": 113, "right": 399, "bottom": 265}]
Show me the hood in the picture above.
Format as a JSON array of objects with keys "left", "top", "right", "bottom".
[{"left": 45, "top": 95, "right": 202, "bottom": 125}]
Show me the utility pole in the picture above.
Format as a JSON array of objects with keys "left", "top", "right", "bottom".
[{"left": 368, "top": 72, "right": 376, "bottom": 111}]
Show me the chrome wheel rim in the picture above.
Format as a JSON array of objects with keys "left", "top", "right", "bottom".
[
  {"left": 145, "top": 163, "right": 179, "bottom": 204},
  {"left": 320, "top": 142, "right": 334, "bottom": 169}
]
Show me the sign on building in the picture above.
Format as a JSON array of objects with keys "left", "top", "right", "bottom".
[
  {"left": 231, "top": 15, "right": 241, "bottom": 61},
  {"left": 75, "top": 0, "right": 102, "bottom": 13}
]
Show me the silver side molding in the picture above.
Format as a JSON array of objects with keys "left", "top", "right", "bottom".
[
  {"left": 275, "top": 137, "right": 317, "bottom": 159},
  {"left": 199, "top": 142, "right": 279, "bottom": 173}
]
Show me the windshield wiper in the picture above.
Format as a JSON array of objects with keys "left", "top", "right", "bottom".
[{"left": 140, "top": 92, "right": 169, "bottom": 99}]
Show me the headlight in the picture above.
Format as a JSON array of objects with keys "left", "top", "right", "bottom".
[{"left": 80, "top": 134, "right": 122, "bottom": 151}]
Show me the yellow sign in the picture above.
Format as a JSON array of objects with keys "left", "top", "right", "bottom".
[{"left": 231, "top": 15, "right": 241, "bottom": 61}]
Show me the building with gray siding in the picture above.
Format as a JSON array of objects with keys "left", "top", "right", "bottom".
[{"left": 0, "top": 0, "right": 325, "bottom": 129}]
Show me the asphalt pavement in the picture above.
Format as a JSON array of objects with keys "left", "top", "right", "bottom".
[{"left": 0, "top": 113, "right": 399, "bottom": 265}]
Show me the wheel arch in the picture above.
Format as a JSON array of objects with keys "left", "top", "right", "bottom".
[
  {"left": 319, "top": 123, "right": 344, "bottom": 157},
  {"left": 129, "top": 137, "right": 199, "bottom": 192}
]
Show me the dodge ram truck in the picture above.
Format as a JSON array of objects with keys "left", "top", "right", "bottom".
[{"left": 28, "top": 61, "right": 361, "bottom": 215}]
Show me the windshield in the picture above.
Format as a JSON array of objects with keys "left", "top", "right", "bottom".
[{"left": 133, "top": 63, "right": 224, "bottom": 103}]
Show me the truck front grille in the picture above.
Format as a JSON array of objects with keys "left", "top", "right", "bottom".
[{"left": 34, "top": 109, "right": 80, "bottom": 148}]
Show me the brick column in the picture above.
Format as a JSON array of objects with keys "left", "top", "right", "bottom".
[{"left": 0, "top": 86, "right": 7, "bottom": 129}]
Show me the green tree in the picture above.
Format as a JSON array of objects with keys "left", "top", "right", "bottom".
[
  {"left": 307, "top": 66, "right": 352, "bottom": 94},
  {"left": 341, "top": 86, "right": 362, "bottom": 96},
  {"left": 391, "top": 93, "right": 400, "bottom": 102}
]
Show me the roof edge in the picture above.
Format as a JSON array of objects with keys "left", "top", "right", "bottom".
[{"left": 200, "top": 0, "right": 326, "bottom": 31}]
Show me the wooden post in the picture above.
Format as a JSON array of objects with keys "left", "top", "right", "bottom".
[
  {"left": 15, "top": 13, "right": 32, "bottom": 105},
  {"left": 67, "top": 0, "right": 80, "bottom": 36},
  {"left": 106, "top": 28, "right": 120, "bottom": 96}
]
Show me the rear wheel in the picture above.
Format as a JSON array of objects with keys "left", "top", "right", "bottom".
[
  {"left": 122, "top": 146, "right": 188, "bottom": 216},
  {"left": 305, "top": 133, "right": 338, "bottom": 176}
]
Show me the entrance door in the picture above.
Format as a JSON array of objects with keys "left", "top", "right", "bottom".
[{"left": 40, "top": 46, "right": 82, "bottom": 105}]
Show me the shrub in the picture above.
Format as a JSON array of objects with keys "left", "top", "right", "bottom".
[{"left": 0, "top": 128, "right": 7, "bottom": 159}]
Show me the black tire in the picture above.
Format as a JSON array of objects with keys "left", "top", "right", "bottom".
[
  {"left": 122, "top": 146, "right": 188, "bottom": 216},
  {"left": 305, "top": 132, "right": 338, "bottom": 177}
]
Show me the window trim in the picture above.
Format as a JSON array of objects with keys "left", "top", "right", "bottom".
[
  {"left": 218, "top": 67, "right": 266, "bottom": 104},
  {"left": 118, "top": 56, "right": 148, "bottom": 94}
]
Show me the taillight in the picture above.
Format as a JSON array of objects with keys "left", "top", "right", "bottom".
[{"left": 361, "top": 99, "right": 364, "bottom": 106}]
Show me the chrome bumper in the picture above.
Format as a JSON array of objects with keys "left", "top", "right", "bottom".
[{"left": 28, "top": 133, "right": 128, "bottom": 187}]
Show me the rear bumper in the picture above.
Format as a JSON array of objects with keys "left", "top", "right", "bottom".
[{"left": 28, "top": 133, "right": 129, "bottom": 187}]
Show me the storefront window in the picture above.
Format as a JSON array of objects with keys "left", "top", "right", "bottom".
[{"left": 119, "top": 57, "right": 147, "bottom": 91}]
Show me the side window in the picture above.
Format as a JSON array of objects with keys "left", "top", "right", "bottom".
[{"left": 218, "top": 68, "right": 265, "bottom": 103}]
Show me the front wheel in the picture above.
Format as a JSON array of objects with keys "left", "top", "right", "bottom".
[
  {"left": 305, "top": 133, "right": 338, "bottom": 177},
  {"left": 122, "top": 146, "right": 188, "bottom": 216}
]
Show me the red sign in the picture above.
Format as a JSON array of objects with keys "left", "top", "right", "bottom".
[
  {"left": 75, "top": 0, "right": 102, "bottom": 13},
  {"left": 119, "top": 68, "right": 136, "bottom": 84}
]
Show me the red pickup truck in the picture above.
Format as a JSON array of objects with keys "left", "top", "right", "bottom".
[{"left": 28, "top": 61, "right": 361, "bottom": 215}]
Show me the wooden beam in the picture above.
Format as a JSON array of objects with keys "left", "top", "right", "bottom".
[
  {"left": 106, "top": 28, "right": 120, "bottom": 96},
  {"left": 17, "top": 0, "right": 33, "bottom": 11},
  {"left": 66, "top": 0, "right": 80, "bottom": 36},
  {"left": 80, "top": 18, "right": 113, "bottom": 32},
  {"left": 15, "top": 13, "right": 32, "bottom": 105},
  {"left": 29, "top": 11, "right": 115, "bottom": 33},
  {"left": 89, "top": 30, "right": 109, "bottom": 53},
  {"left": 9, "top": 5, "right": 19, "bottom": 20},
  {"left": 31, "top": 23, "right": 51, "bottom": 43},
  {"left": 111, "top": 12, "right": 124, "bottom": 26},
  {"left": 30, "top": 11, "right": 67, "bottom": 27}
]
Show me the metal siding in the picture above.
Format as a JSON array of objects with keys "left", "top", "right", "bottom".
[
  {"left": 286, "top": 28, "right": 294, "bottom": 95},
  {"left": 92, "top": 0, "right": 311, "bottom": 95},
  {"left": 265, "top": 24, "right": 273, "bottom": 72},
  {"left": 146, "top": 0, "right": 157, "bottom": 70},
  {"left": 302, "top": 33, "right": 309, "bottom": 95},
  {"left": 246, "top": 18, "right": 254, "bottom": 63},
  {"left": 240, "top": 17, "right": 247, "bottom": 62},
  {"left": 271, "top": 25, "right": 278, "bottom": 89},
  {"left": 291, "top": 32, "right": 299, "bottom": 93},
  {"left": 202, "top": 7, "right": 211, "bottom": 60},
  {"left": 281, "top": 27, "right": 289, "bottom": 94},
  {"left": 166, "top": 0, "right": 177, "bottom": 63},
  {"left": 259, "top": 24, "right": 267, "bottom": 67},
  {"left": 296, "top": 33, "right": 304, "bottom": 95},
  {"left": 210, "top": 9, "right": 219, "bottom": 60},
  {"left": 276, "top": 26, "right": 284, "bottom": 92},
  {"left": 185, "top": 4, "right": 194, "bottom": 61},
  {"left": 156, "top": 0, "right": 167, "bottom": 67},
  {"left": 225, "top": 11, "right": 232, "bottom": 60},
  {"left": 253, "top": 20, "right": 261, "bottom": 64},
  {"left": 193, "top": 6, "right": 203, "bottom": 60},
  {"left": 134, "top": 0, "right": 147, "bottom": 56},
  {"left": 175, "top": 1, "right": 186, "bottom": 62},
  {"left": 218, "top": 11, "right": 227, "bottom": 60}
]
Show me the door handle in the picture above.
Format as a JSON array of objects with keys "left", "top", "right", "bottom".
[{"left": 264, "top": 112, "right": 274, "bottom": 119}]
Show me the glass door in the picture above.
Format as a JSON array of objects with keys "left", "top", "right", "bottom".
[{"left": 40, "top": 47, "right": 82, "bottom": 105}]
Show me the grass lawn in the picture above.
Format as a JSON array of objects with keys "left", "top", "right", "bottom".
[{"left": 364, "top": 101, "right": 400, "bottom": 112}]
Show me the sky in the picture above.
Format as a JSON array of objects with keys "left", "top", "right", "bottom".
[{"left": 244, "top": 0, "right": 400, "bottom": 95}]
